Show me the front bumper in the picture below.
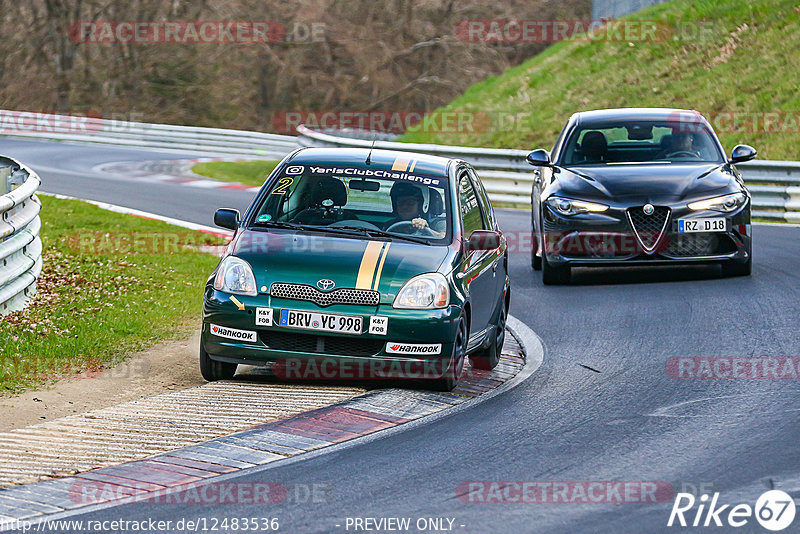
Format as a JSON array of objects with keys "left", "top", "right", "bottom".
[
  {"left": 541, "top": 202, "right": 751, "bottom": 266},
  {"left": 201, "top": 289, "right": 462, "bottom": 373}
]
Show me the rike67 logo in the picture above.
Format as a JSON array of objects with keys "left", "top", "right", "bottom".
[{"left": 668, "top": 490, "right": 796, "bottom": 530}]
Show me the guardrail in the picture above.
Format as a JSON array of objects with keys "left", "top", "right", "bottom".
[
  {"left": 0, "top": 110, "right": 298, "bottom": 159},
  {"left": 0, "top": 156, "right": 42, "bottom": 315},
  {"left": 297, "top": 125, "right": 800, "bottom": 223}
]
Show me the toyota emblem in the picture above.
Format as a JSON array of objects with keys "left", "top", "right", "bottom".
[
  {"left": 643, "top": 204, "right": 655, "bottom": 216},
  {"left": 316, "top": 279, "right": 335, "bottom": 291}
]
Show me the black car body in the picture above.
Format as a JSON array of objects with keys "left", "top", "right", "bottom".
[{"left": 528, "top": 108, "right": 756, "bottom": 284}]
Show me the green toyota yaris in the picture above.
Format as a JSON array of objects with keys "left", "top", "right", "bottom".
[{"left": 201, "top": 147, "right": 509, "bottom": 390}]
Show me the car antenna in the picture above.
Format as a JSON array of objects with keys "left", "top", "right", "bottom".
[{"left": 365, "top": 138, "right": 376, "bottom": 165}]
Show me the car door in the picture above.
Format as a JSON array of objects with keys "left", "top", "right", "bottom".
[
  {"left": 457, "top": 169, "right": 495, "bottom": 336},
  {"left": 469, "top": 168, "right": 506, "bottom": 301}
]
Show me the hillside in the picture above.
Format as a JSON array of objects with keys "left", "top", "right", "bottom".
[{"left": 399, "top": 0, "right": 800, "bottom": 160}]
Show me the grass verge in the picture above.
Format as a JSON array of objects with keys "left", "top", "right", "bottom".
[
  {"left": 192, "top": 160, "right": 279, "bottom": 187},
  {"left": 0, "top": 196, "right": 223, "bottom": 395},
  {"left": 398, "top": 0, "right": 800, "bottom": 160}
]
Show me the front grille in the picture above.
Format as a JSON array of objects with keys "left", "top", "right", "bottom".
[
  {"left": 627, "top": 206, "right": 670, "bottom": 252},
  {"left": 664, "top": 233, "right": 737, "bottom": 257},
  {"left": 270, "top": 283, "right": 379, "bottom": 307},
  {"left": 259, "top": 330, "right": 384, "bottom": 357}
]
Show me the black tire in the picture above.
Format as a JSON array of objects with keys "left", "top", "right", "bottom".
[
  {"left": 200, "top": 343, "right": 237, "bottom": 381},
  {"left": 531, "top": 231, "right": 542, "bottom": 270},
  {"left": 470, "top": 301, "right": 506, "bottom": 371},
  {"left": 542, "top": 255, "right": 571, "bottom": 285},
  {"left": 432, "top": 314, "right": 468, "bottom": 391},
  {"left": 531, "top": 248, "right": 542, "bottom": 271},
  {"left": 721, "top": 255, "right": 752, "bottom": 277}
]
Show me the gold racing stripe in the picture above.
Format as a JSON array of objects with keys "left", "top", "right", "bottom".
[
  {"left": 408, "top": 159, "right": 417, "bottom": 172},
  {"left": 372, "top": 243, "right": 391, "bottom": 291},
  {"left": 356, "top": 241, "right": 384, "bottom": 289},
  {"left": 391, "top": 156, "right": 410, "bottom": 171}
]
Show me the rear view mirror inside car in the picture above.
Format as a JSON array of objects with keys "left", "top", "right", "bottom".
[
  {"left": 348, "top": 179, "right": 381, "bottom": 191},
  {"left": 627, "top": 124, "right": 653, "bottom": 140}
]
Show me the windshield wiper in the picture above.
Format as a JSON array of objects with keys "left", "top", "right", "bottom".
[
  {"left": 332, "top": 225, "right": 431, "bottom": 245},
  {"left": 251, "top": 220, "right": 308, "bottom": 231},
  {"left": 252, "top": 221, "right": 373, "bottom": 240}
]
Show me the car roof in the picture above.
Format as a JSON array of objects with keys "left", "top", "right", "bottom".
[
  {"left": 287, "top": 147, "right": 453, "bottom": 177},
  {"left": 572, "top": 108, "right": 708, "bottom": 126}
]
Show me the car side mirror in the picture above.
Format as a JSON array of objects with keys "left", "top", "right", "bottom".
[
  {"left": 466, "top": 230, "right": 502, "bottom": 252},
  {"left": 729, "top": 144, "right": 757, "bottom": 164},
  {"left": 214, "top": 208, "right": 240, "bottom": 230},
  {"left": 526, "top": 149, "right": 551, "bottom": 167}
]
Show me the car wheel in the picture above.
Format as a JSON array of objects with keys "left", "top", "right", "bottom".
[
  {"left": 432, "top": 314, "right": 467, "bottom": 391},
  {"left": 721, "top": 255, "right": 752, "bottom": 277},
  {"left": 470, "top": 301, "right": 506, "bottom": 370},
  {"left": 200, "top": 342, "right": 237, "bottom": 381},
  {"left": 542, "top": 255, "right": 570, "bottom": 285}
]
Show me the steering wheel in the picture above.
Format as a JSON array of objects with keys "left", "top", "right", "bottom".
[
  {"left": 386, "top": 220, "right": 437, "bottom": 237},
  {"left": 666, "top": 150, "right": 700, "bottom": 159},
  {"left": 429, "top": 216, "right": 447, "bottom": 233}
]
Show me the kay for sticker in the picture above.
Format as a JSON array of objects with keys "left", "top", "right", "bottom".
[
  {"left": 256, "top": 307, "right": 273, "bottom": 326},
  {"left": 369, "top": 316, "right": 388, "bottom": 335}
]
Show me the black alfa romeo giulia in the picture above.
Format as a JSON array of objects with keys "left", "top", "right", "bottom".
[{"left": 528, "top": 108, "right": 755, "bottom": 284}]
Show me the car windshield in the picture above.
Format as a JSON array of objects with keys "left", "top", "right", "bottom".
[
  {"left": 250, "top": 163, "right": 451, "bottom": 242},
  {"left": 560, "top": 120, "right": 725, "bottom": 166}
]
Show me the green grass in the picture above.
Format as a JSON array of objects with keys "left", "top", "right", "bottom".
[
  {"left": 0, "top": 196, "right": 223, "bottom": 395},
  {"left": 399, "top": 0, "right": 800, "bottom": 160},
  {"left": 192, "top": 160, "right": 279, "bottom": 186}
]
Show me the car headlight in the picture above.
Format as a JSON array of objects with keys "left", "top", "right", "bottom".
[
  {"left": 213, "top": 256, "right": 257, "bottom": 296},
  {"left": 688, "top": 192, "right": 747, "bottom": 213},
  {"left": 546, "top": 196, "right": 609, "bottom": 216},
  {"left": 393, "top": 273, "right": 449, "bottom": 309}
]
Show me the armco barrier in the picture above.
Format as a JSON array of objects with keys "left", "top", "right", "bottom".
[
  {"left": 0, "top": 110, "right": 298, "bottom": 159},
  {"left": 0, "top": 156, "right": 42, "bottom": 315},
  {"left": 1, "top": 113, "right": 795, "bottom": 222},
  {"left": 297, "top": 125, "right": 800, "bottom": 222}
]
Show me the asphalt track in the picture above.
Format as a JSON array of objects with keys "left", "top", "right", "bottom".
[{"left": 3, "top": 137, "right": 800, "bottom": 533}]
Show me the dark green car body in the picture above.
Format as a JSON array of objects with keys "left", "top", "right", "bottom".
[{"left": 201, "top": 147, "right": 509, "bottom": 390}]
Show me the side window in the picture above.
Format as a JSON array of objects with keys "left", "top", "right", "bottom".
[
  {"left": 469, "top": 169, "right": 495, "bottom": 230},
  {"left": 459, "top": 172, "right": 484, "bottom": 237},
  {"left": 551, "top": 122, "right": 572, "bottom": 163}
]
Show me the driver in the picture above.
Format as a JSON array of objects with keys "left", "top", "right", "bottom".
[
  {"left": 662, "top": 131, "right": 699, "bottom": 158},
  {"left": 386, "top": 182, "right": 445, "bottom": 238}
]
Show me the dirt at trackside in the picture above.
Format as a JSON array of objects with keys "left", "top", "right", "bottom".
[{"left": 0, "top": 331, "right": 205, "bottom": 432}]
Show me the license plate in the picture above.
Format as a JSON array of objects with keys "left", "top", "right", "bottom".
[
  {"left": 279, "top": 309, "right": 362, "bottom": 334},
  {"left": 678, "top": 218, "right": 726, "bottom": 233}
]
